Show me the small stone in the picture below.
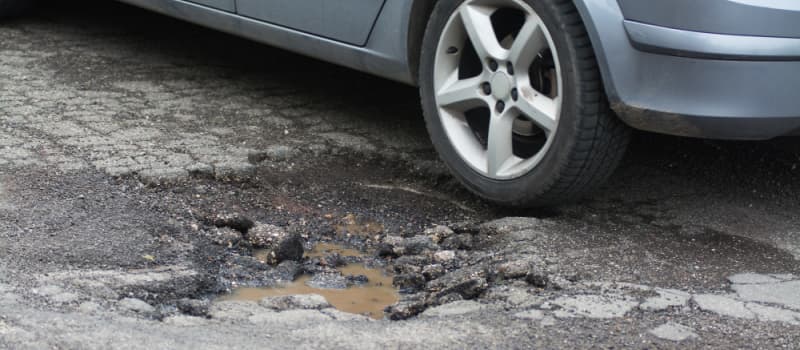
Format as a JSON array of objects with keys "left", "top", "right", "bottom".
[
  {"left": 649, "top": 322, "right": 699, "bottom": 342},
  {"left": 524, "top": 271, "right": 549, "bottom": 288},
  {"left": 424, "top": 225, "right": 455, "bottom": 244},
  {"left": 433, "top": 250, "right": 456, "bottom": 263},
  {"left": 264, "top": 234, "right": 304, "bottom": 265},
  {"left": 176, "top": 298, "right": 210, "bottom": 317},
  {"left": 422, "top": 264, "right": 446, "bottom": 281},
  {"left": 118, "top": 298, "right": 155, "bottom": 314}
]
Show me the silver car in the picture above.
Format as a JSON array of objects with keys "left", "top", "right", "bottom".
[{"left": 3, "top": 0, "right": 799, "bottom": 207}]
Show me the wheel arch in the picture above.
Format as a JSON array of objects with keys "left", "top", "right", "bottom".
[{"left": 407, "top": 0, "right": 438, "bottom": 85}]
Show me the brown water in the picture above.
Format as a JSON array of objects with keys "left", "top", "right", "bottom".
[{"left": 224, "top": 243, "right": 398, "bottom": 319}]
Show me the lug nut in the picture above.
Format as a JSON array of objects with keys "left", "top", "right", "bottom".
[
  {"left": 488, "top": 60, "right": 498, "bottom": 71},
  {"left": 481, "top": 82, "right": 492, "bottom": 95},
  {"left": 511, "top": 88, "right": 518, "bottom": 101},
  {"left": 446, "top": 46, "right": 459, "bottom": 54},
  {"left": 507, "top": 63, "right": 514, "bottom": 75},
  {"left": 496, "top": 101, "right": 505, "bottom": 113}
]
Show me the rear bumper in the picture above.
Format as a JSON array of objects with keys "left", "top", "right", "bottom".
[{"left": 574, "top": 0, "right": 800, "bottom": 140}]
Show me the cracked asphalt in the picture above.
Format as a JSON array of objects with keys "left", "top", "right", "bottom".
[{"left": 1, "top": 1, "right": 799, "bottom": 349}]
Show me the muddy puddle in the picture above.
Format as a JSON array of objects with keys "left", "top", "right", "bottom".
[{"left": 223, "top": 243, "right": 398, "bottom": 319}]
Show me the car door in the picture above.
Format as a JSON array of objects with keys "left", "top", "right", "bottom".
[
  {"left": 236, "top": 0, "right": 387, "bottom": 46},
  {"left": 189, "top": 0, "right": 235, "bottom": 12}
]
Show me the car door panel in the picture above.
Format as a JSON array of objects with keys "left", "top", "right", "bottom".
[
  {"left": 236, "top": 0, "right": 386, "bottom": 46},
  {"left": 188, "top": 0, "right": 235, "bottom": 12}
]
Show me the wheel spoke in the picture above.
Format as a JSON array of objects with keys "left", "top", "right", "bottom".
[
  {"left": 514, "top": 91, "right": 558, "bottom": 133},
  {"left": 508, "top": 15, "right": 546, "bottom": 71},
  {"left": 459, "top": 4, "right": 506, "bottom": 60},
  {"left": 486, "top": 109, "right": 516, "bottom": 177},
  {"left": 436, "top": 73, "right": 486, "bottom": 111}
]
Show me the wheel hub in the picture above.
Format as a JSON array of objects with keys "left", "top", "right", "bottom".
[{"left": 490, "top": 73, "right": 512, "bottom": 101}]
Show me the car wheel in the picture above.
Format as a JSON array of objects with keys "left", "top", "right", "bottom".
[
  {"left": 0, "top": 0, "right": 34, "bottom": 18},
  {"left": 419, "top": 0, "right": 630, "bottom": 207}
]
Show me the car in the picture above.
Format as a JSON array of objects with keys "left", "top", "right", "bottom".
[{"left": 3, "top": 0, "right": 799, "bottom": 207}]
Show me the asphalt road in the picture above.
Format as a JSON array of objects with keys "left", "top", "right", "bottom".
[{"left": 1, "top": 2, "right": 799, "bottom": 349}]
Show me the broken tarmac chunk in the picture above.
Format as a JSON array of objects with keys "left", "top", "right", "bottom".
[
  {"left": 261, "top": 233, "right": 305, "bottom": 265},
  {"left": 176, "top": 298, "right": 211, "bottom": 317},
  {"left": 393, "top": 273, "right": 426, "bottom": 293},
  {"left": 427, "top": 265, "right": 489, "bottom": 301},
  {"left": 203, "top": 212, "right": 254, "bottom": 233},
  {"left": 386, "top": 298, "right": 428, "bottom": 321}
]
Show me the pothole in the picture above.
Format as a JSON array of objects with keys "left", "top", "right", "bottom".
[{"left": 220, "top": 243, "right": 399, "bottom": 319}]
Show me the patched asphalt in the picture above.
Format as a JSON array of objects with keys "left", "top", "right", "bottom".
[{"left": 1, "top": 1, "right": 799, "bottom": 349}]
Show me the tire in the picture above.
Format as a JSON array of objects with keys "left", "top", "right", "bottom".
[
  {"left": 0, "top": 0, "right": 34, "bottom": 18},
  {"left": 419, "top": 0, "right": 629, "bottom": 207}
]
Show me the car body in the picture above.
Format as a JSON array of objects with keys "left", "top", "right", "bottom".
[{"left": 114, "top": 0, "right": 800, "bottom": 140}]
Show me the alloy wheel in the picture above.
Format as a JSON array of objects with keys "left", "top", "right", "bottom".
[{"left": 433, "top": 0, "right": 563, "bottom": 180}]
